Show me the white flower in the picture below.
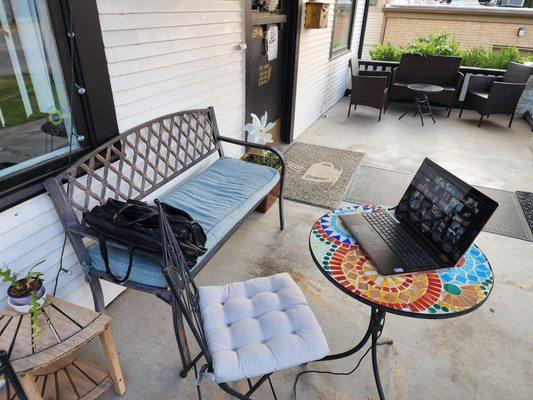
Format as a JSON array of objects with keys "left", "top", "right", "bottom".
[{"left": 243, "top": 111, "right": 275, "bottom": 145}]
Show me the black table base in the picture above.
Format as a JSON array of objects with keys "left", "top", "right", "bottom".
[
  {"left": 319, "top": 307, "right": 392, "bottom": 400},
  {"left": 399, "top": 94, "right": 436, "bottom": 126}
]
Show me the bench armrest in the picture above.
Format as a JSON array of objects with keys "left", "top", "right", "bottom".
[{"left": 217, "top": 135, "right": 286, "bottom": 176}]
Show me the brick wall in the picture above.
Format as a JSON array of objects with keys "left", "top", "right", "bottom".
[{"left": 381, "top": 8, "right": 533, "bottom": 52}]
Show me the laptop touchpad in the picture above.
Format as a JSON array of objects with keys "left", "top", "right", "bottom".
[{"left": 355, "top": 225, "right": 380, "bottom": 245}]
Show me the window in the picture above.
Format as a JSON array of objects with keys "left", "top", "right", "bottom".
[
  {"left": 330, "top": 0, "right": 356, "bottom": 58},
  {"left": 0, "top": 0, "right": 118, "bottom": 211},
  {"left": 0, "top": 0, "right": 75, "bottom": 179}
]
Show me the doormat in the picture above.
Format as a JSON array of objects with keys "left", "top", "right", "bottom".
[
  {"left": 283, "top": 143, "right": 364, "bottom": 209},
  {"left": 516, "top": 191, "right": 533, "bottom": 235},
  {"left": 344, "top": 165, "right": 533, "bottom": 242}
]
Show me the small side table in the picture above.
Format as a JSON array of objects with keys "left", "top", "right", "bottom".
[
  {"left": 399, "top": 83, "right": 443, "bottom": 126},
  {"left": 309, "top": 205, "right": 494, "bottom": 400},
  {"left": 0, "top": 297, "right": 125, "bottom": 400}
]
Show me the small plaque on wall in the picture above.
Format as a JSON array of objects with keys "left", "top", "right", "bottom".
[
  {"left": 252, "top": 27, "right": 263, "bottom": 39},
  {"left": 258, "top": 64, "right": 272, "bottom": 86}
]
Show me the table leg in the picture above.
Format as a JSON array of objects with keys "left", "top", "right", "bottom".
[
  {"left": 425, "top": 95, "right": 436, "bottom": 124},
  {"left": 18, "top": 374, "right": 42, "bottom": 400},
  {"left": 320, "top": 307, "right": 375, "bottom": 361},
  {"left": 398, "top": 99, "right": 416, "bottom": 121},
  {"left": 417, "top": 96, "right": 425, "bottom": 126},
  {"left": 371, "top": 309, "right": 387, "bottom": 400},
  {"left": 100, "top": 328, "right": 126, "bottom": 396}
]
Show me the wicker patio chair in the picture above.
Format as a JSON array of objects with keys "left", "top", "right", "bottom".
[
  {"left": 459, "top": 62, "right": 532, "bottom": 127},
  {"left": 389, "top": 54, "right": 463, "bottom": 116},
  {"left": 155, "top": 200, "right": 329, "bottom": 400},
  {"left": 348, "top": 57, "right": 391, "bottom": 121}
]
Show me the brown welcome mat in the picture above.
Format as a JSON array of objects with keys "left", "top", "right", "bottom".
[
  {"left": 344, "top": 165, "right": 533, "bottom": 242},
  {"left": 283, "top": 143, "right": 364, "bottom": 209}
]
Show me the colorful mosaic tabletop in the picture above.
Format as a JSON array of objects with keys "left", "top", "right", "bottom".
[{"left": 310, "top": 205, "right": 494, "bottom": 317}]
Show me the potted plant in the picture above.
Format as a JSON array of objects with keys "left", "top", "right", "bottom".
[
  {"left": 242, "top": 112, "right": 282, "bottom": 213},
  {"left": 0, "top": 260, "right": 46, "bottom": 339}
]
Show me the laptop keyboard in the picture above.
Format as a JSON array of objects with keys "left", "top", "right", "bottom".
[{"left": 362, "top": 212, "right": 439, "bottom": 271}]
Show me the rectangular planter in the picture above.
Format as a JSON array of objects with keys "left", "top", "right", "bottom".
[
  {"left": 241, "top": 153, "right": 281, "bottom": 214},
  {"left": 255, "top": 181, "right": 280, "bottom": 213}
]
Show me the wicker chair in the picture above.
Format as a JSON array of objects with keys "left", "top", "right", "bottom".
[
  {"left": 389, "top": 54, "right": 463, "bottom": 116},
  {"left": 459, "top": 62, "right": 533, "bottom": 128},
  {"left": 348, "top": 57, "right": 391, "bottom": 121}
]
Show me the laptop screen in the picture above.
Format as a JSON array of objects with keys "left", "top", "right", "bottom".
[{"left": 395, "top": 159, "right": 498, "bottom": 265}]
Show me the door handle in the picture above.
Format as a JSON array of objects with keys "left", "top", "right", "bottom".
[{"left": 236, "top": 43, "right": 247, "bottom": 51}]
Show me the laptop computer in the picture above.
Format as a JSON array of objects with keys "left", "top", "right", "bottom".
[{"left": 340, "top": 159, "right": 498, "bottom": 275}]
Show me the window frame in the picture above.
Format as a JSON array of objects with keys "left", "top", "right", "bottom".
[
  {"left": 0, "top": 0, "right": 118, "bottom": 212},
  {"left": 329, "top": 0, "right": 357, "bottom": 59}
]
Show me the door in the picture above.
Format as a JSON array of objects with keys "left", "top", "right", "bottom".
[{"left": 245, "top": 1, "right": 298, "bottom": 144}]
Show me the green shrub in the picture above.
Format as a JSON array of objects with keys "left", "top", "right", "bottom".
[
  {"left": 403, "top": 32, "right": 460, "bottom": 57},
  {"left": 369, "top": 42, "right": 402, "bottom": 62},
  {"left": 369, "top": 31, "right": 530, "bottom": 69}
]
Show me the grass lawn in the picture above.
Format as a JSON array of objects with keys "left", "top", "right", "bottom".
[{"left": 0, "top": 74, "right": 45, "bottom": 129}]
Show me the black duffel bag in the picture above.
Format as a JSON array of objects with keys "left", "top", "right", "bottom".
[{"left": 83, "top": 199, "right": 207, "bottom": 284}]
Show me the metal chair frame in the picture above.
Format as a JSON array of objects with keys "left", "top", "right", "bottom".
[
  {"left": 156, "top": 201, "right": 279, "bottom": 400},
  {"left": 0, "top": 350, "right": 28, "bottom": 400}
]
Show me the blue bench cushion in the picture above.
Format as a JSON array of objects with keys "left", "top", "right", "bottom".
[{"left": 88, "top": 157, "right": 280, "bottom": 288}]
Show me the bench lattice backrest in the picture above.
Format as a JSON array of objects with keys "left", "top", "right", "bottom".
[{"left": 57, "top": 108, "right": 221, "bottom": 215}]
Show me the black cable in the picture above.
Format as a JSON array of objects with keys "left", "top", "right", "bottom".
[
  {"left": 292, "top": 330, "right": 384, "bottom": 400},
  {"left": 53, "top": 0, "right": 76, "bottom": 296}
]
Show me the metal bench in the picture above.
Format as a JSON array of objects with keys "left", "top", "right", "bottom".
[{"left": 44, "top": 107, "right": 285, "bottom": 376}]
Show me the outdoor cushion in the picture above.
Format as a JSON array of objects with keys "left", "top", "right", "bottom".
[
  {"left": 87, "top": 157, "right": 279, "bottom": 288},
  {"left": 199, "top": 273, "right": 330, "bottom": 383}
]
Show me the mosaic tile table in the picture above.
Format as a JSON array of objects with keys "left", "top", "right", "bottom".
[{"left": 310, "top": 205, "right": 494, "bottom": 400}]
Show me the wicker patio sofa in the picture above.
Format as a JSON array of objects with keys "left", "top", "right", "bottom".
[
  {"left": 389, "top": 54, "right": 464, "bottom": 115},
  {"left": 44, "top": 107, "right": 285, "bottom": 377}
]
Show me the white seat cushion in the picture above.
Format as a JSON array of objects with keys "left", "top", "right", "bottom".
[{"left": 198, "top": 273, "right": 330, "bottom": 383}]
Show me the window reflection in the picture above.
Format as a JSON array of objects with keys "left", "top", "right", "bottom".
[
  {"left": 331, "top": 0, "right": 356, "bottom": 55},
  {"left": 0, "top": 0, "right": 74, "bottom": 177}
]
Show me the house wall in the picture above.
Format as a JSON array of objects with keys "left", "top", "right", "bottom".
[
  {"left": 381, "top": 5, "right": 533, "bottom": 52},
  {"left": 0, "top": 0, "right": 367, "bottom": 309},
  {"left": 293, "top": 0, "right": 367, "bottom": 139}
]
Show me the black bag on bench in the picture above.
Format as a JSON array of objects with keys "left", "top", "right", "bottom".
[{"left": 83, "top": 199, "right": 207, "bottom": 284}]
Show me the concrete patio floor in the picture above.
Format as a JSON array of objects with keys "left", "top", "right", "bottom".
[{"left": 80, "top": 99, "right": 533, "bottom": 399}]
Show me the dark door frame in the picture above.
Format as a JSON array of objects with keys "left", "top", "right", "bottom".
[{"left": 244, "top": 0, "right": 301, "bottom": 144}]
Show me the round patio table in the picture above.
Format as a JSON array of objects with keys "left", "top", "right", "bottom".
[
  {"left": 309, "top": 204, "right": 494, "bottom": 400},
  {"left": 398, "top": 83, "right": 444, "bottom": 126}
]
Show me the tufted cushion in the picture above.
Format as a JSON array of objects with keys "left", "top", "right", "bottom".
[{"left": 198, "top": 273, "right": 329, "bottom": 383}]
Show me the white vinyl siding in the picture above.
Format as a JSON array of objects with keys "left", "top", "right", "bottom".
[
  {"left": 0, "top": 0, "right": 246, "bottom": 309},
  {"left": 293, "top": 0, "right": 366, "bottom": 139}
]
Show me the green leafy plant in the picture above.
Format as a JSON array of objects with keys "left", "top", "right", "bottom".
[
  {"left": 1, "top": 260, "right": 46, "bottom": 341},
  {"left": 403, "top": 31, "right": 460, "bottom": 57},
  {"left": 369, "top": 31, "right": 531, "bottom": 69},
  {"left": 242, "top": 153, "right": 282, "bottom": 170},
  {"left": 369, "top": 42, "right": 402, "bottom": 62}
]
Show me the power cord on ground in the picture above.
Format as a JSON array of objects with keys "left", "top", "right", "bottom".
[{"left": 292, "top": 331, "right": 383, "bottom": 400}]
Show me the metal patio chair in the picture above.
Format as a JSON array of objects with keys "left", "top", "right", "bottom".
[
  {"left": 459, "top": 62, "right": 533, "bottom": 127},
  {"left": 155, "top": 200, "right": 329, "bottom": 399}
]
